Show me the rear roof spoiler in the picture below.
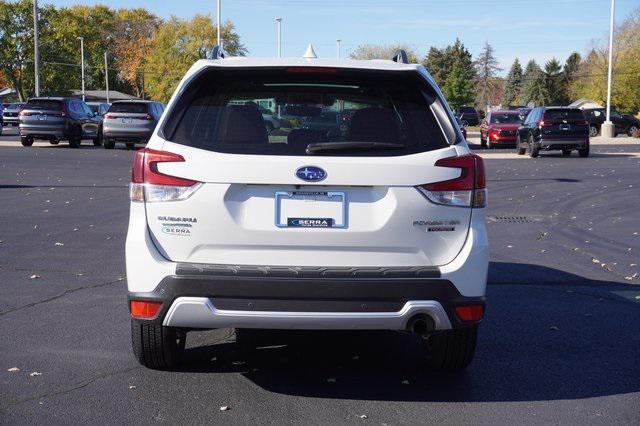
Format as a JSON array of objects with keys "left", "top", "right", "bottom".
[
  {"left": 207, "top": 45, "right": 226, "bottom": 60},
  {"left": 390, "top": 49, "right": 409, "bottom": 64}
]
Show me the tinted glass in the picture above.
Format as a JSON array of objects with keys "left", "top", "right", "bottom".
[
  {"left": 459, "top": 106, "right": 476, "bottom": 113},
  {"left": 108, "top": 103, "right": 148, "bottom": 113},
  {"left": 25, "top": 100, "right": 63, "bottom": 110},
  {"left": 163, "top": 68, "right": 451, "bottom": 156},
  {"left": 543, "top": 109, "right": 585, "bottom": 120},
  {"left": 490, "top": 113, "right": 521, "bottom": 124}
]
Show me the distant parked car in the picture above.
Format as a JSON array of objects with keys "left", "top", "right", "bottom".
[
  {"left": 517, "top": 107, "right": 531, "bottom": 122},
  {"left": 479, "top": 110, "right": 522, "bottom": 148},
  {"left": 455, "top": 116, "right": 467, "bottom": 140},
  {"left": 87, "top": 102, "right": 110, "bottom": 117},
  {"left": 3, "top": 102, "right": 25, "bottom": 127},
  {"left": 102, "top": 100, "right": 164, "bottom": 149},
  {"left": 516, "top": 107, "right": 589, "bottom": 157},
  {"left": 19, "top": 97, "right": 101, "bottom": 148},
  {"left": 457, "top": 106, "right": 480, "bottom": 126},
  {"left": 583, "top": 108, "right": 640, "bottom": 137}
]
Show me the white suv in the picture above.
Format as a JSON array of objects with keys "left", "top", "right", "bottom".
[{"left": 126, "top": 52, "right": 489, "bottom": 371}]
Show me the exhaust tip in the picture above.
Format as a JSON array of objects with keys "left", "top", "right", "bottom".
[{"left": 407, "top": 314, "right": 435, "bottom": 336}]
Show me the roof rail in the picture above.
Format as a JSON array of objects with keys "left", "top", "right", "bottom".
[
  {"left": 207, "top": 45, "right": 226, "bottom": 60},
  {"left": 390, "top": 49, "right": 409, "bottom": 64}
]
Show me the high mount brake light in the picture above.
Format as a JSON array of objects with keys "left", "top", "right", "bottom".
[
  {"left": 416, "top": 154, "right": 486, "bottom": 208},
  {"left": 130, "top": 148, "right": 201, "bottom": 202},
  {"left": 286, "top": 67, "right": 339, "bottom": 73}
]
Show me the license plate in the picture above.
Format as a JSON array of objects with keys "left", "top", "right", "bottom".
[
  {"left": 560, "top": 124, "right": 571, "bottom": 131},
  {"left": 122, "top": 117, "right": 132, "bottom": 124},
  {"left": 37, "top": 114, "right": 47, "bottom": 121},
  {"left": 275, "top": 191, "right": 346, "bottom": 228}
]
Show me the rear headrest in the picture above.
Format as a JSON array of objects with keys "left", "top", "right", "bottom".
[
  {"left": 218, "top": 104, "right": 268, "bottom": 144},
  {"left": 348, "top": 108, "right": 400, "bottom": 142}
]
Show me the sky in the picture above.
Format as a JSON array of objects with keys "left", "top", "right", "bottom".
[{"left": 46, "top": 0, "right": 639, "bottom": 76}]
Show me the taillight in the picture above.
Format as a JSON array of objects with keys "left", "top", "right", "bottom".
[
  {"left": 454, "top": 305, "right": 484, "bottom": 322},
  {"left": 576, "top": 120, "right": 589, "bottom": 125},
  {"left": 416, "top": 154, "right": 486, "bottom": 208},
  {"left": 130, "top": 300, "right": 162, "bottom": 319},
  {"left": 19, "top": 111, "right": 32, "bottom": 117},
  {"left": 536, "top": 120, "right": 552, "bottom": 128},
  {"left": 130, "top": 148, "right": 201, "bottom": 202},
  {"left": 142, "top": 114, "right": 153, "bottom": 120},
  {"left": 104, "top": 113, "right": 115, "bottom": 119}
]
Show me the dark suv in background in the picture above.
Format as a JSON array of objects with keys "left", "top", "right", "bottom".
[
  {"left": 517, "top": 107, "right": 589, "bottom": 158},
  {"left": 583, "top": 108, "right": 640, "bottom": 137},
  {"left": 102, "top": 100, "right": 164, "bottom": 149},
  {"left": 19, "top": 97, "right": 102, "bottom": 148},
  {"left": 456, "top": 106, "right": 480, "bottom": 126}
]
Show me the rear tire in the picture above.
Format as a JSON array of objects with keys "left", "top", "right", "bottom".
[
  {"left": 131, "top": 319, "right": 185, "bottom": 370},
  {"left": 516, "top": 135, "right": 526, "bottom": 155},
  {"left": 562, "top": 149, "right": 571, "bottom": 156},
  {"left": 93, "top": 128, "right": 103, "bottom": 146},
  {"left": 20, "top": 136, "right": 33, "bottom": 147},
  {"left": 103, "top": 138, "right": 115, "bottom": 149},
  {"left": 578, "top": 146, "right": 590, "bottom": 157},
  {"left": 425, "top": 326, "right": 478, "bottom": 372},
  {"left": 628, "top": 125, "right": 639, "bottom": 137}
]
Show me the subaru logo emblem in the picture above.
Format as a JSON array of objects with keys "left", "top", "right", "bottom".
[{"left": 295, "top": 166, "right": 326, "bottom": 182}]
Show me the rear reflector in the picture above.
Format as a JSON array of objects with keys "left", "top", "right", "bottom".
[
  {"left": 130, "top": 148, "right": 201, "bottom": 202},
  {"left": 130, "top": 300, "right": 162, "bottom": 319},
  {"left": 454, "top": 305, "right": 484, "bottom": 322},
  {"left": 417, "top": 154, "right": 487, "bottom": 208}
]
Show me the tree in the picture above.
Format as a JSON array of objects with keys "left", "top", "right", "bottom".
[
  {"left": 543, "top": 58, "right": 566, "bottom": 105},
  {"left": 350, "top": 44, "right": 418, "bottom": 63},
  {"left": 474, "top": 42, "right": 501, "bottom": 108},
  {"left": 443, "top": 58, "right": 475, "bottom": 111},
  {"left": 502, "top": 58, "right": 523, "bottom": 107},
  {"left": 563, "top": 52, "right": 581, "bottom": 103},
  {"left": 423, "top": 38, "right": 475, "bottom": 90},
  {"left": 521, "top": 60, "right": 549, "bottom": 106},
  {"left": 143, "top": 15, "right": 246, "bottom": 102},
  {"left": 112, "top": 8, "right": 161, "bottom": 98}
]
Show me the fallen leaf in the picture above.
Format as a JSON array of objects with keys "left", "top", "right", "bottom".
[
  {"left": 30, "top": 274, "right": 41, "bottom": 279},
  {"left": 327, "top": 378, "right": 336, "bottom": 383},
  {"left": 129, "top": 385, "right": 136, "bottom": 389},
  {"left": 54, "top": 242, "right": 64, "bottom": 246},
  {"left": 7, "top": 367, "right": 20, "bottom": 372},
  {"left": 358, "top": 414, "right": 368, "bottom": 419},
  {"left": 219, "top": 406, "right": 230, "bottom": 411},
  {"left": 29, "top": 371, "right": 42, "bottom": 377},
  {"left": 549, "top": 326, "right": 559, "bottom": 331},
  {"left": 401, "top": 379, "right": 410, "bottom": 385}
]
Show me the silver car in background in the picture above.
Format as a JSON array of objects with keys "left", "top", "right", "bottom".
[
  {"left": 102, "top": 100, "right": 164, "bottom": 149},
  {"left": 3, "top": 103, "right": 26, "bottom": 127}
]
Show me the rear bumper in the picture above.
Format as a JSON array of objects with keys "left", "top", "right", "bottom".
[
  {"left": 128, "top": 264, "right": 483, "bottom": 330},
  {"left": 539, "top": 138, "right": 589, "bottom": 150},
  {"left": 103, "top": 128, "right": 152, "bottom": 141},
  {"left": 19, "top": 124, "right": 67, "bottom": 138}
]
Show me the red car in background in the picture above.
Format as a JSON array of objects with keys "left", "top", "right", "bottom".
[{"left": 480, "top": 110, "right": 523, "bottom": 148}]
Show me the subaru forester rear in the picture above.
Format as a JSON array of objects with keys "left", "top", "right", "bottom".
[{"left": 126, "top": 55, "right": 489, "bottom": 371}]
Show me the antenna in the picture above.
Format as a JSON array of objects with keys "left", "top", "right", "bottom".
[{"left": 390, "top": 49, "right": 409, "bottom": 64}]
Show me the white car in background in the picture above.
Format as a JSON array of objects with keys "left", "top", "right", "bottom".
[{"left": 126, "top": 50, "right": 489, "bottom": 371}]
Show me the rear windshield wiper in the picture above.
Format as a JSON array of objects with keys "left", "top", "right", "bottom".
[{"left": 306, "top": 141, "right": 405, "bottom": 155}]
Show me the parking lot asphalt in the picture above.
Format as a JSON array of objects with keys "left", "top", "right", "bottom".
[{"left": 1, "top": 127, "right": 639, "bottom": 424}]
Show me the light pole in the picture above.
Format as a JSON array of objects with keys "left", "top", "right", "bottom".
[
  {"left": 602, "top": 0, "right": 616, "bottom": 138},
  {"left": 216, "top": 0, "right": 222, "bottom": 48},
  {"left": 275, "top": 17, "right": 282, "bottom": 58},
  {"left": 104, "top": 51, "right": 109, "bottom": 104},
  {"left": 336, "top": 39, "right": 341, "bottom": 59},
  {"left": 33, "top": 0, "right": 40, "bottom": 97},
  {"left": 77, "top": 37, "right": 85, "bottom": 101}
]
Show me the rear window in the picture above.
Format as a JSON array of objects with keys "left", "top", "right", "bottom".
[
  {"left": 490, "top": 113, "right": 521, "bottom": 124},
  {"left": 162, "top": 68, "right": 452, "bottom": 156},
  {"left": 544, "top": 109, "right": 585, "bottom": 121},
  {"left": 459, "top": 107, "right": 476, "bottom": 113},
  {"left": 108, "top": 103, "right": 148, "bottom": 113},
  {"left": 25, "top": 100, "right": 63, "bottom": 110}
]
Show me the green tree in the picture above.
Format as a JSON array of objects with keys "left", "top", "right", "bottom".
[
  {"left": 443, "top": 58, "right": 475, "bottom": 110},
  {"left": 543, "top": 58, "right": 566, "bottom": 105},
  {"left": 143, "top": 15, "right": 246, "bottom": 103},
  {"left": 502, "top": 58, "right": 523, "bottom": 107},
  {"left": 422, "top": 38, "right": 475, "bottom": 105},
  {"left": 474, "top": 41, "right": 501, "bottom": 108},
  {"left": 521, "top": 60, "right": 549, "bottom": 106},
  {"left": 349, "top": 44, "right": 418, "bottom": 63}
]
